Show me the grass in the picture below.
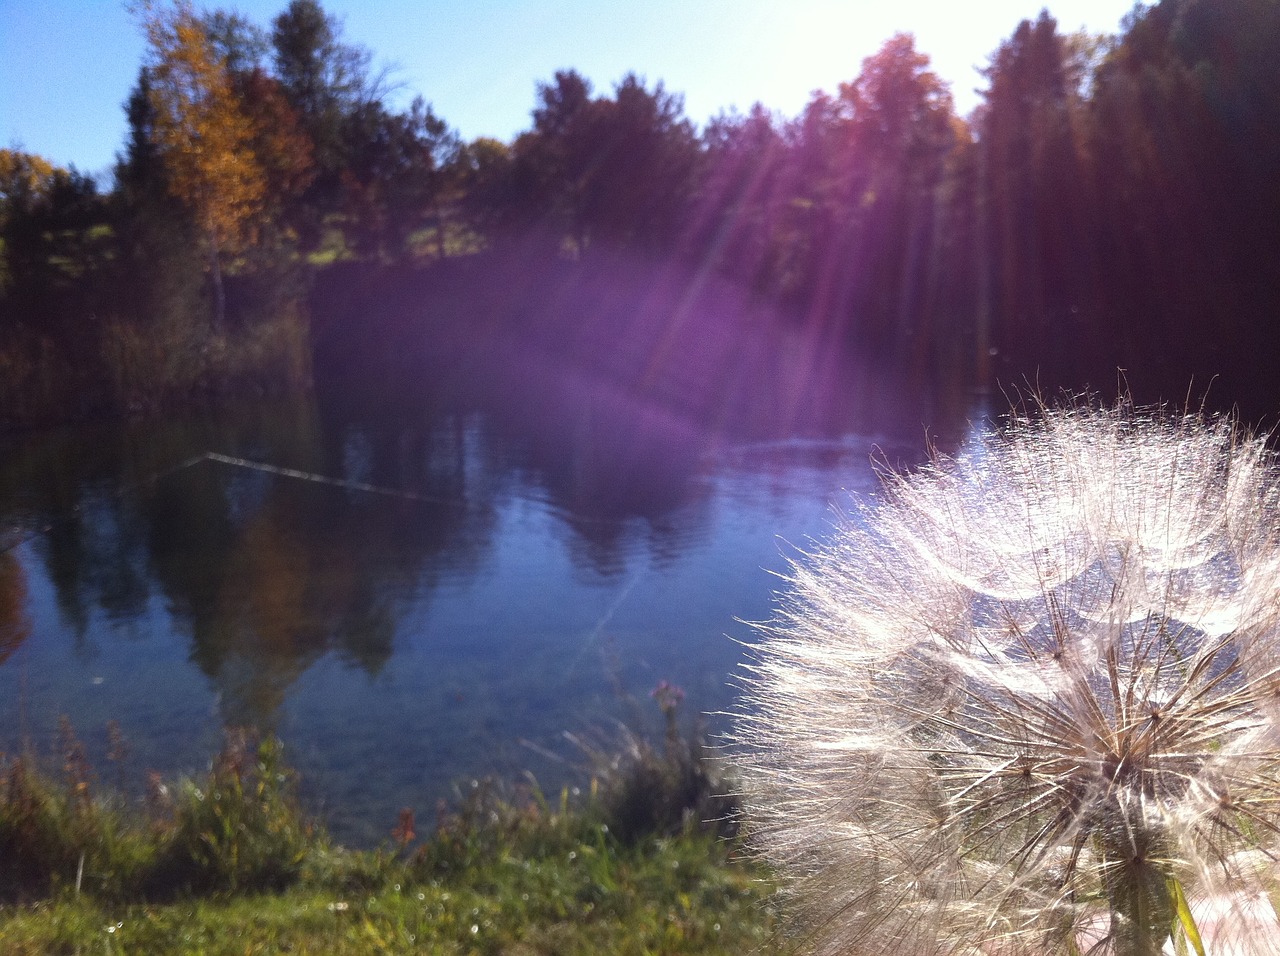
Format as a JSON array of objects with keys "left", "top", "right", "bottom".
[
  {"left": 0, "top": 846, "right": 772, "bottom": 954},
  {"left": 100, "top": 301, "right": 311, "bottom": 412},
  {"left": 0, "top": 708, "right": 784, "bottom": 954},
  {"left": 0, "top": 302, "right": 312, "bottom": 428}
]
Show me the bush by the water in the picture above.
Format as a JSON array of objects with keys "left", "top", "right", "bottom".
[
  {"left": 0, "top": 713, "right": 779, "bottom": 954},
  {"left": 0, "top": 725, "right": 312, "bottom": 904}
]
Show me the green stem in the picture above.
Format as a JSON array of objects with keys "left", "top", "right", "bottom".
[{"left": 1101, "top": 833, "right": 1175, "bottom": 956}]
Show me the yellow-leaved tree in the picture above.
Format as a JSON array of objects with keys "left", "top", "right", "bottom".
[
  {"left": 0, "top": 149, "right": 57, "bottom": 202},
  {"left": 132, "top": 0, "right": 266, "bottom": 327}
]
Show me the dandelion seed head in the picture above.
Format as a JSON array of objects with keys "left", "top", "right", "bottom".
[{"left": 735, "top": 399, "right": 1280, "bottom": 955}]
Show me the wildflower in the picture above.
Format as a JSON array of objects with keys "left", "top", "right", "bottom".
[
  {"left": 144, "top": 769, "right": 172, "bottom": 816},
  {"left": 651, "top": 680, "right": 686, "bottom": 715},
  {"left": 735, "top": 400, "right": 1280, "bottom": 955},
  {"left": 391, "top": 807, "right": 416, "bottom": 847}
]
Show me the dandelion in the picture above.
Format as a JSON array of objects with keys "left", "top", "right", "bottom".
[{"left": 734, "top": 399, "right": 1280, "bottom": 955}]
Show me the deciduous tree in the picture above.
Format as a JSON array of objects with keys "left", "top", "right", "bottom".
[
  {"left": 271, "top": 0, "right": 383, "bottom": 247},
  {"left": 0, "top": 149, "right": 111, "bottom": 330},
  {"left": 340, "top": 97, "right": 457, "bottom": 260},
  {"left": 132, "top": 0, "right": 266, "bottom": 326},
  {"left": 0, "top": 149, "right": 57, "bottom": 295}
]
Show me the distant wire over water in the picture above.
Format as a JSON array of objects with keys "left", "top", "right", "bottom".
[
  {"left": 0, "top": 448, "right": 653, "bottom": 557},
  {"left": 201, "top": 452, "right": 450, "bottom": 503},
  {"left": 0, "top": 451, "right": 450, "bottom": 558}
]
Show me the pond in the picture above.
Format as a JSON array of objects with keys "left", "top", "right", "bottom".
[{"left": 0, "top": 305, "right": 981, "bottom": 844}]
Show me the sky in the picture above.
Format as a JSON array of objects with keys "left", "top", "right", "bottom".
[{"left": 0, "top": 0, "right": 1140, "bottom": 180}]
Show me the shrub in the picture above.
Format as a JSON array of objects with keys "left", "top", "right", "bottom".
[
  {"left": 0, "top": 721, "right": 155, "bottom": 903},
  {"left": 0, "top": 727, "right": 315, "bottom": 903},
  {"left": 146, "top": 730, "right": 314, "bottom": 897}
]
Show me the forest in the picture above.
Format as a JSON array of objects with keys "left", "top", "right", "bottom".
[{"left": 1, "top": 0, "right": 1278, "bottom": 425}]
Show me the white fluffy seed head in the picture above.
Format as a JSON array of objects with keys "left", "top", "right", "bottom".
[{"left": 734, "top": 400, "right": 1280, "bottom": 955}]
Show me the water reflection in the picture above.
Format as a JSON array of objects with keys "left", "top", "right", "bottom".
[
  {"left": 0, "top": 551, "right": 31, "bottom": 665},
  {"left": 0, "top": 312, "right": 978, "bottom": 842}
]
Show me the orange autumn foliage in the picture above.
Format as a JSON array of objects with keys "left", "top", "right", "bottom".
[{"left": 132, "top": 0, "right": 267, "bottom": 320}]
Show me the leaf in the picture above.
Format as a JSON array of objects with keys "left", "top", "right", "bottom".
[{"left": 1167, "top": 876, "right": 1205, "bottom": 956}]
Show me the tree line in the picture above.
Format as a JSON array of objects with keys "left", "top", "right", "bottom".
[{"left": 1, "top": 0, "right": 1278, "bottom": 421}]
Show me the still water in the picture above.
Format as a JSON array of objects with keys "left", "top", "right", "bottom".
[{"left": 0, "top": 322, "right": 980, "bottom": 843}]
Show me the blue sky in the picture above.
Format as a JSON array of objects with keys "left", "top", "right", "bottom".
[{"left": 0, "top": 0, "right": 1138, "bottom": 180}]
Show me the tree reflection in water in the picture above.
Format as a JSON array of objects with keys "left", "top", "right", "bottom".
[
  {"left": 0, "top": 299, "right": 974, "bottom": 842},
  {"left": 0, "top": 551, "right": 31, "bottom": 666}
]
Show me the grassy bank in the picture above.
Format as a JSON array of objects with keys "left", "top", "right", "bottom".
[{"left": 0, "top": 724, "right": 783, "bottom": 954}]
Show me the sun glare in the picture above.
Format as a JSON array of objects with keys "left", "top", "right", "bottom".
[{"left": 718, "top": 0, "right": 1135, "bottom": 119}]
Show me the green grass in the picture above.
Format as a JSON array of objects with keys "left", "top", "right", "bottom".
[
  {"left": 0, "top": 718, "right": 785, "bottom": 954},
  {"left": 0, "top": 837, "right": 776, "bottom": 954}
]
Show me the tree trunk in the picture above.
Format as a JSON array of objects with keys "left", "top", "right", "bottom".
[{"left": 208, "top": 230, "right": 225, "bottom": 330}]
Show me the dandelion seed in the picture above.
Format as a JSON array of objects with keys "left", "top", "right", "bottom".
[{"left": 735, "top": 399, "right": 1280, "bottom": 956}]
